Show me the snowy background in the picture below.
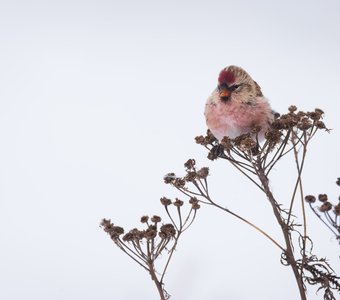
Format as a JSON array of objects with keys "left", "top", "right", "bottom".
[{"left": 1, "top": 1, "right": 340, "bottom": 299}]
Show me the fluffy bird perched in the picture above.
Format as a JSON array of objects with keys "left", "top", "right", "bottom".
[{"left": 204, "top": 66, "right": 274, "bottom": 141}]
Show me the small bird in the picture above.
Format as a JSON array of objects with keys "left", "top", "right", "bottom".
[{"left": 204, "top": 66, "right": 273, "bottom": 141}]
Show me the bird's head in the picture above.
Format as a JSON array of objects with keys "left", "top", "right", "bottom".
[{"left": 217, "top": 66, "right": 262, "bottom": 103}]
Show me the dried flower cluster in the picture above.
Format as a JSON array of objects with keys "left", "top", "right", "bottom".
[
  {"left": 305, "top": 178, "right": 340, "bottom": 243},
  {"left": 167, "top": 107, "right": 339, "bottom": 300},
  {"left": 101, "top": 199, "right": 197, "bottom": 300},
  {"left": 195, "top": 107, "right": 329, "bottom": 177},
  {"left": 101, "top": 106, "right": 339, "bottom": 300}
]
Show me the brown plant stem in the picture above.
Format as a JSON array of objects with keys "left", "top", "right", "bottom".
[
  {"left": 257, "top": 165, "right": 307, "bottom": 300},
  {"left": 174, "top": 184, "right": 284, "bottom": 251},
  {"left": 147, "top": 261, "right": 166, "bottom": 300},
  {"left": 208, "top": 200, "right": 285, "bottom": 251},
  {"left": 195, "top": 176, "right": 284, "bottom": 251},
  {"left": 160, "top": 233, "right": 181, "bottom": 284},
  {"left": 291, "top": 133, "right": 308, "bottom": 280}
]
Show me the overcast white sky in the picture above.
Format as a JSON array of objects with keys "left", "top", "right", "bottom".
[{"left": 1, "top": 1, "right": 340, "bottom": 299}]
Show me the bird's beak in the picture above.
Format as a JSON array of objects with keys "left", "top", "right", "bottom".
[{"left": 218, "top": 85, "right": 231, "bottom": 101}]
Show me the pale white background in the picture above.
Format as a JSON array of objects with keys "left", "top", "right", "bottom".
[{"left": 1, "top": 1, "right": 339, "bottom": 299}]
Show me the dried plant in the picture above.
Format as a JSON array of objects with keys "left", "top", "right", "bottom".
[
  {"left": 100, "top": 199, "right": 198, "bottom": 300},
  {"left": 102, "top": 106, "right": 340, "bottom": 299},
  {"left": 164, "top": 106, "right": 340, "bottom": 300},
  {"left": 305, "top": 178, "right": 340, "bottom": 244}
]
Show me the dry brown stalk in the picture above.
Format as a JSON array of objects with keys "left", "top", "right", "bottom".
[{"left": 100, "top": 200, "right": 198, "bottom": 299}]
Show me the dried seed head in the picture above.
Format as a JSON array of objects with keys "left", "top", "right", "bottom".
[
  {"left": 234, "top": 135, "right": 257, "bottom": 151},
  {"left": 296, "top": 111, "right": 307, "bottom": 117},
  {"left": 265, "top": 129, "right": 282, "bottom": 145},
  {"left": 184, "top": 159, "right": 196, "bottom": 170},
  {"left": 174, "top": 178, "right": 186, "bottom": 188},
  {"left": 196, "top": 131, "right": 217, "bottom": 145},
  {"left": 197, "top": 167, "right": 209, "bottom": 179},
  {"left": 233, "top": 134, "right": 247, "bottom": 146},
  {"left": 308, "top": 111, "right": 322, "bottom": 121},
  {"left": 160, "top": 224, "right": 176, "bottom": 238},
  {"left": 315, "top": 108, "right": 324, "bottom": 115},
  {"left": 123, "top": 228, "right": 144, "bottom": 241},
  {"left": 288, "top": 105, "right": 297, "bottom": 112},
  {"left": 174, "top": 198, "right": 184, "bottom": 207},
  {"left": 195, "top": 135, "right": 206, "bottom": 145},
  {"left": 206, "top": 129, "right": 218, "bottom": 143},
  {"left": 334, "top": 204, "right": 340, "bottom": 215},
  {"left": 101, "top": 219, "right": 123, "bottom": 238},
  {"left": 189, "top": 197, "right": 199, "bottom": 204},
  {"left": 189, "top": 197, "right": 200, "bottom": 209},
  {"left": 297, "top": 118, "right": 312, "bottom": 131},
  {"left": 151, "top": 215, "right": 161, "bottom": 223},
  {"left": 191, "top": 202, "right": 201, "bottom": 210},
  {"left": 185, "top": 171, "right": 197, "bottom": 182},
  {"left": 250, "top": 125, "right": 262, "bottom": 134},
  {"left": 145, "top": 228, "right": 157, "bottom": 240},
  {"left": 160, "top": 197, "right": 172, "bottom": 206},
  {"left": 100, "top": 219, "right": 124, "bottom": 239},
  {"left": 207, "top": 151, "right": 218, "bottom": 161},
  {"left": 318, "top": 194, "right": 328, "bottom": 202},
  {"left": 305, "top": 195, "right": 316, "bottom": 203},
  {"left": 122, "top": 232, "right": 134, "bottom": 242},
  {"left": 164, "top": 173, "right": 176, "bottom": 184},
  {"left": 140, "top": 216, "right": 149, "bottom": 223},
  {"left": 315, "top": 121, "right": 326, "bottom": 129},
  {"left": 271, "top": 114, "right": 298, "bottom": 130},
  {"left": 100, "top": 218, "right": 114, "bottom": 231},
  {"left": 220, "top": 136, "right": 233, "bottom": 151},
  {"left": 271, "top": 119, "right": 284, "bottom": 130},
  {"left": 319, "top": 202, "right": 332, "bottom": 212},
  {"left": 131, "top": 228, "right": 145, "bottom": 240},
  {"left": 109, "top": 226, "right": 124, "bottom": 239}
]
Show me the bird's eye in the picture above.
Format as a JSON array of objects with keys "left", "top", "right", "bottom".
[{"left": 230, "top": 84, "right": 241, "bottom": 91}]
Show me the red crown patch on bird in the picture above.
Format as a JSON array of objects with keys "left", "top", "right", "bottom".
[{"left": 218, "top": 70, "right": 235, "bottom": 85}]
